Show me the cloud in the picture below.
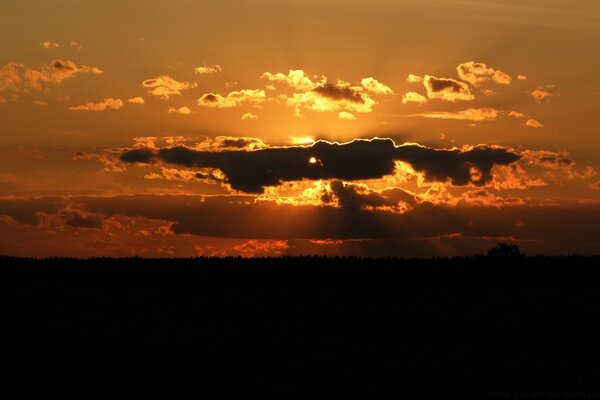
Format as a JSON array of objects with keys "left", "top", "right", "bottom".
[
  {"left": 167, "top": 106, "right": 192, "bottom": 115},
  {"left": 34, "top": 100, "right": 48, "bottom": 106},
  {"left": 142, "top": 75, "right": 197, "bottom": 99},
  {"left": 241, "top": 112, "right": 258, "bottom": 120},
  {"left": 338, "top": 111, "right": 356, "bottom": 120},
  {"left": 194, "top": 64, "right": 222, "bottom": 75},
  {"left": 1, "top": 59, "right": 103, "bottom": 93},
  {"left": 410, "top": 107, "right": 499, "bottom": 121},
  {"left": 590, "top": 181, "right": 600, "bottom": 191},
  {"left": 198, "top": 89, "right": 267, "bottom": 108},
  {"left": 457, "top": 61, "right": 512, "bottom": 86},
  {"left": 261, "top": 69, "right": 391, "bottom": 118},
  {"left": 508, "top": 111, "right": 526, "bottom": 118},
  {"left": 119, "top": 138, "right": 520, "bottom": 193},
  {"left": 423, "top": 75, "right": 474, "bottom": 102},
  {"left": 530, "top": 87, "right": 556, "bottom": 102},
  {"left": 402, "top": 92, "right": 427, "bottom": 105},
  {"left": 69, "top": 41, "right": 82, "bottom": 51},
  {"left": 524, "top": 119, "right": 543, "bottom": 128},
  {"left": 517, "top": 75, "right": 527, "bottom": 81},
  {"left": 406, "top": 74, "right": 422, "bottom": 83},
  {"left": 360, "top": 77, "right": 393, "bottom": 95},
  {"left": 40, "top": 41, "right": 59, "bottom": 49},
  {"left": 261, "top": 69, "right": 320, "bottom": 91},
  {"left": 69, "top": 98, "right": 123, "bottom": 111},
  {"left": 128, "top": 97, "right": 145, "bottom": 105}
]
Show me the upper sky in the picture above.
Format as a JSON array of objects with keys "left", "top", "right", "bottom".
[{"left": 1, "top": 0, "right": 599, "bottom": 257}]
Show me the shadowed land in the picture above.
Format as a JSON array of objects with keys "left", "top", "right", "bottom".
[{"left": 2, "top": 254, "right": 600, "bottom": 398}]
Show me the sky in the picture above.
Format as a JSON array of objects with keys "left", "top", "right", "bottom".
[{"left": 1, "top": 0, "right": 599, "bottom": 257}]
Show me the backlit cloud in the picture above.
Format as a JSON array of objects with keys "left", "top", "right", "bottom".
[
  {"left": 198, "top": 89, "right": 267, "bottom": 108},
  {"left": 338, "top": 111, "right": 356, "bottom": 120},
  {"left": 194, "top": 64, "right": 222, "bottom": 75},
  {"left": 402, "top": 92, "right": 427, "bottom": 105},
  {"left": 167, "top": 106, "right": 192, "bottom": 115},
  {"left": 530, "top": 87, "right": 556, "bottom": 102},
  {"left": 406, "top": 74, "right": 422, "bottom": 83},
  {"left": 360, "top": 77, "right": 393, "bottom": 95},
  {"left": 524, "top": 118, "right": 543, "bottom": 128},
  {"left": 127, "top": 97, "right": 145, "bottom": 105},
  {"left": 241, "top": 112, "right": 258, "bottom": 120},
  {"left": 410, "top": 107, "right": 499, "bottom": 121},
  {"left": 423, "top": 75, "right": 474, "bottom": 102},
  {"left": 40, "top": 41, "right": 59, "bottom": 49},
  {"left": 142, "top": 75, "right": 197, "bottom": 99},
  {"left": 69, "top": 98, "right": 123, "bottom": 111},
  {"left": 457, "top": 61, "right": 512, "bottom": 86},
  {"left": 119, "top": 138, "right": 519, "bottom": 193},
  {"left": 261, "top": 69, "right": 320, "bottom": 91},
  {"left": 1, "top": 59, "right": 103, "bottom": 93}
]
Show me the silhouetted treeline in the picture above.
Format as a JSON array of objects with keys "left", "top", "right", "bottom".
[{"left": 2, "top": 253, "right": 600, "bottom": 398}]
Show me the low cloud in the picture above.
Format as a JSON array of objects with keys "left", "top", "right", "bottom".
[
  {"left": 406, "top": 74, "right": 422, "bottom": 83},
  {"left": 194, "top": 64, "right": 222, "bottom": 75},
  {"left": 456, "top": 61, "right": 512, "bottom": 86},
  {"left": 241, "top": 112, "right": 258, "bottom": 120},
  {"left": 524, "top": 119, "right": 543, "bottom": 128},
  {"left": 167, "top": 106, "right": 192, "bottom": 115},
  {"left": 360, "top": 77, "right": 393, "bottom": 95},
  {"left": 198, "top": 89, "right": 266, "bottom": 108},
  {"left": 142, "top": 75, "right": 197, "bottom": 99},
  {"left": 40, "top": 41, "right": 59, "bottom": 49},
  {"left": 402, "top": 92, "right": 427, "bottom": 105},
  {"left": 338, "top": 111, "right": 356, "bottom": 120},
  {"left": 410, "top": 107, "right": 499, "bottom": 121},
  {"left": 69, "top": 97, "right": 123, "bottom": 111},
  {"left": 423, "top": 75, "right": 474, "bottom": 102},
  {"left": 127, "top": 97, "right": 145, "bottom": 105},
  {"left": 530, "top": 86, "right": 557, "bottom": 102},
  {"left": 119, "top": 138, "right": 519, "bottom": 193},
  {"left": 1, "top": 59, "right": 103, "bottom": 93}
]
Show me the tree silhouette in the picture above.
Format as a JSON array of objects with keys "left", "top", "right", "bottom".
[{"left": 487, "top": 243, "right": 524, "bottom": 258}]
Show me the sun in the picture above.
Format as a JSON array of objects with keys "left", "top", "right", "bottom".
[{"left": 309, "top": 157, "right": 318, "bottom": 164}]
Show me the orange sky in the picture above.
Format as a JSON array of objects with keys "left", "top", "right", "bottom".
[{"left": 1, "top": 0, "right": 599, "bottom": 257}]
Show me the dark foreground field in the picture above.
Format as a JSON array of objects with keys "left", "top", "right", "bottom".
[{"left": 2, "top": 255, "right": 600, "bottom": 398}]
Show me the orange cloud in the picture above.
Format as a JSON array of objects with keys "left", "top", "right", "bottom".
[
  {"left": 261, "top": 69, "right": 321, "bottom": 91},
  {"left": 360, "top": 77, "right": 393, "bottom": 95},
  {"left": 142, "top": 75, "right": 197, "bottom": 99},
  {"left": 338, "top": 111, "right": 356, "bottom": 120},
  {"left": 402, "top": 91, "right": 427, "bottom": 105},
  {"left": 457, "top": 61, "right": 512, "bottom": 86},
  {"left": 69, "top": 98, "right": 123, "bottom": 111},
  {"left": 198, "top": 89, "right": 267, "bottom": 108},
  {"left": 423, "top": 75, "right": 474, "bottom": 102},
  {"left": 410, "top": 107, "right": 499, "bottom": 121},
  {"left": 127, "top": 97, "right": 145, "bottom": 105},
  {"left": 1, "top": 59, "right": 103, "bottom": 93},
  {"left": 406, "top": 74, "right": 422, "bottom": 83},
  {"left": 69, "top": 41, "right": 82, "bottom": 50},
  {"left": 194, "top": 64, "right": 222, "bottom": 75},
  {"left": 508, "top": 111, "right": 526, "bottom": 118},
  {"left": 241, "top": 112, "right": 258, "bottom": 120},
  {"left": 167, "top": 106, "right": 192, "bottom": 115},
  {"left": 524, "top": 119, "right": 543, "bottom": 128},
  {"left": 530, "top": 86, "right": 557, "bottom": 102},
  {"left": 40, "top": 41, "right": 59, "bottom": 49},
  {"left": 517, "top": 75, "right": 527, "bottom": 81}
]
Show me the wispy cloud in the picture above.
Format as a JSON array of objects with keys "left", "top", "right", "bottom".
[
  {"left": 142, "top": 75, "right": 197, "bottom": 99},
  {"left": 69, "top": 98, "right": 123, "bottom": 111}
]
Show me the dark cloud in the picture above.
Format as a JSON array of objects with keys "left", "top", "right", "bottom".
[
  {"left": 65, "top": 214, "right": 102, "bottom": 229},
  {"left": 119, "top": 139, "right": 520, "bottom": 193},
  {"left": 0, "top": 197, "right": 64, "bottom": 225},
  {"left": 313, "top": 83, "right": 364, "bottom": 103}
]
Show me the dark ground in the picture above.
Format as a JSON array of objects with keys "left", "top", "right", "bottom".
[{"left": 2, "top": 255, "right": 600, "bottom": 399}]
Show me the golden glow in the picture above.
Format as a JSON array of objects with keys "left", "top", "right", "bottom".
[
  {"left": 290, "top": 136, "right": 315, "bottom": 145},
  {"left": 309, "top": 157, "right": 318, "bottom": 164}
]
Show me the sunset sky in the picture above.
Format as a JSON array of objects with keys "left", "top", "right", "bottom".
[{"left": 1, "top": 0, "right": 599, "bottom": 257}]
